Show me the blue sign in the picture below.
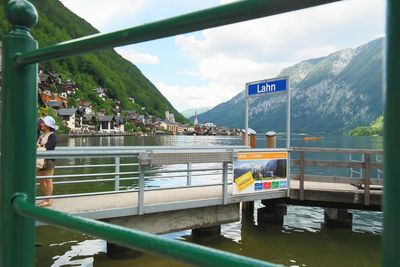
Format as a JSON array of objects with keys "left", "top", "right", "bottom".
[
  {"left": 254, "top": 183, "right": 263, "bottom": 191},
  {"left": 279, "top": 180, "right": 287, "bottom": 189},
  {"left": 247, "top": 78, "right": 287, "bottom": 96}
]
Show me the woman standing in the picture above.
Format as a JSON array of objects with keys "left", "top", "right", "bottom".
[{"left": 37, "top": 116, "right": 58, "bottom": 207}]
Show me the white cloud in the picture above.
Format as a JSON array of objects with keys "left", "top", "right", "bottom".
[
  {"left": 169, "top": 0, "right": 385, "bottom": 110},
  {"left": 115, "top": 48, "right": 160, "bottom": 64},
  {"left": 155, "top": 81, "right": 240, "bottom": 112},
  {"left": 60, "top": 0, "right": 148, "bottom": 30}
]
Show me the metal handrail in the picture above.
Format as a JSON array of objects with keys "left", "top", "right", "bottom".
[
  {"left": 291, "top": 147, "right": 383, "bottom": 154},
  {"left": 37, "top": 171, "right": 140, "bottom": 180},
  {"left": 35, "top": 148, "right": 237, "bottom": 222}
]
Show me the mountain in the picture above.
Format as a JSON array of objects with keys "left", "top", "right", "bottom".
[
  {"left": 0, "top": 0, "right": 186, "bottom": 123},
  {"left": 197, "top": 38, "right": 384, "bottom": 134},
  {"left": 181, "top": 107, "right": 212, "bottom": 119}
]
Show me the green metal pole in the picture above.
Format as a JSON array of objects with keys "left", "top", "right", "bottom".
[
  {"left": 383, "top": 0, "right": 400, "bottom": 266},
  {"left": 0, "top": 1, "right": 38, "bottom": 267}
]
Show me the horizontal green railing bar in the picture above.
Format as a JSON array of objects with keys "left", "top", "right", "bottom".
[
  {"left": 15, "top": 0, "right": 341, "bottom": 65},
  {"left": 12, "top": 193, "right": 279, "bottom": 267}
]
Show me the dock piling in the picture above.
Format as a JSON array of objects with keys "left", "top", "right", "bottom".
[{"left": 323, "top": 208, "right": 352, "bottom": 228}]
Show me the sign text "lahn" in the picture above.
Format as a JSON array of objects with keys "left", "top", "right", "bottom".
[{"left": 257, "top": 83, "right": 276, "bottom": 93}]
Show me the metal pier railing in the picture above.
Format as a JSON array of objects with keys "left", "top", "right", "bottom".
[{"left": 36, "top": 146, "right": 289, "bottom": 218}]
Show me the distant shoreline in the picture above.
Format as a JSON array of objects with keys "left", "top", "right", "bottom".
[{"left": 64, "top": 132, "right": 239, "bottom": 138}]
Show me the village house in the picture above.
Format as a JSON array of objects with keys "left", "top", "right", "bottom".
[
  {"left": 39, "top": 93, "right": 68, "bottom": 110},
  {"left": 124, "top": 110, "right": 141, "bottom": 126},
  {"left": 167, "top": 123, "right": 184, "bottom": 135},
  {"left": 185, "top": 126, "right": 196, "bottom": 135},
  {"left": 204, "top": 122, "right": 216, "bottom": 128},
  {"left": 217, "top": 127, "right": 231, "bottom": 135},
  {"left": 97, "top": 114, "right": 125, "bottom": 133},
  {"left": 93, "top": 87, "right": 107, "bottom": 101},
  {"left": 57, "top": 108, "right": 79, "bottom": 131},
  {"left": 155, "top": 121, "right": 168, "bottom": 131},
  {"left": 97, "top": 115, "right": 114, "bottom": 133},
  {"left": 58, "top": 80, "right": 77, "bottom": 98},
  {"left": 38, "top": 73, "right": 51, "bottom": 90},
  {"left": 138, "top": 115, "right": 146, "bottom": 125},
  {"left": 47, "top": 71, "right": 62, "bottom": 84},
  {"left": 81, "top": 114, "right": 97, "bottom": 133},
  {"left": 114, "top": 113, "right": 125, "bottom": 133},
  {"left": 78, "top": 100, "right": 93, "bottom": 114},
  {"left": 165, "top": 110, "right": 175, "bottom": 123}
]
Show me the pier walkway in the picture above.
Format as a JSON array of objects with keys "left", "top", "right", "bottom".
[
  {"left": 48, "top": 181, "right": 381, "bottom": 219},
  {"left": 37, "top": 146, "right": 383, "bottom": 232}
]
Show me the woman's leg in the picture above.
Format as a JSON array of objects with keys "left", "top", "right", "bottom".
[
  {"left": 37, "top": 169, "right": 54, "bottom": 206},
  {"left": 38, "top": 170, "right": 47, "bottom": 205},
  {"left": 44, "top": 176, "right": 54, "bottom": 205}
]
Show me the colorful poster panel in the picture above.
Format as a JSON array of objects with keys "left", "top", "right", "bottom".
[{"left": 233, "top": 152, "right": 288, "bottom": 195}]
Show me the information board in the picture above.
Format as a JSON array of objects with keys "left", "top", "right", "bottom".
[{"left": 233, "top": 151, "right": 288, "bottom": 195}]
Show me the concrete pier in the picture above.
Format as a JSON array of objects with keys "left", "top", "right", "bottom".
[
  {"left": 106, "top": 242, "right": 142, "bottom": 259},
  {"left": 106, "top": 204, "right": 239, "bottom": 257},
  {"left": 192, "top": 225, "right": 221, "bottom": 236},
  {"left": 324, "top": 208, "right": 353, "bottom": 228},
  {"left": 258, "top": 200, "right": 287, "bottom": 225},
  {"left": 242, "top": 202, "right": 254, "bottom": 214},
  {"left": 107, "top": 204, "right": 240, "bottom": 234}
]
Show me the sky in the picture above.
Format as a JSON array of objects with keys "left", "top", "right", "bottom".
[{"left": 59, "top": 0, "right": 385, "bottom": 112}]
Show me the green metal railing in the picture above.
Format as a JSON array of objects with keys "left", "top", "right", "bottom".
[
  {"left": 12, "top": 193, "right": 271, "bottom": 267},
  {"left": 383, "top": 1, "right": 400, "bottom": 266},
  {"left": 0, "top": 0, "right": 398, "bottom": 266}
]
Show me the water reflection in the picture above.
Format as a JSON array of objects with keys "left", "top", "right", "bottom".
[{"left": 37, "top": 201, "right": 381, "bottom": 267}]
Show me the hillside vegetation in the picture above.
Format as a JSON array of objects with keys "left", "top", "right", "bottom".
[
  {"left": 348, "top": 115, "right": 383, "bottom": 136},
  {"left": 0, "top": 0, "right": 186, "bottom": 123}
]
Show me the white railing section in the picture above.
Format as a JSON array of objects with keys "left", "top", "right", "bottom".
[
  {"left": 36, "top": 146, "right": 291, "bottom": 216},
  {"left": 36, "top": 147, "right": 236, "bottom": 201},
  {"left": 349, "top": 153, "right": 364, "bottom": 178},
  {"left": 36, "top": 146, "right": 247, "bottom": 198}
]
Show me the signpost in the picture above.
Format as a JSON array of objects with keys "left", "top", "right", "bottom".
[
  {"left": 243, "top": 77, "right": 291, "bottom": 197},
  {"left": 244, "top": 77, "right": 290, "bottom": 149}
]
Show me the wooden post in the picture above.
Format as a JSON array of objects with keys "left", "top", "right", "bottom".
[
  {"left": 299, "top": 151, "right": 305, "bottom": 201},
  {"left": 364, "top": 153, "right": 370, "bottom": 206},
  {"left": 241, "top": 129, "right": 256, "bottom": 148},
  {"left": 266, "top": 131, "right": 276, "bottom": 148}
]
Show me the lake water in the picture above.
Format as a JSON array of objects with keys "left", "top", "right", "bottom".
[{"left": 36, "top": 134, "right": 383, "bottom": 267}]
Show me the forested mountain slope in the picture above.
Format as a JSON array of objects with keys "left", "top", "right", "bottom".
[{"left": 0, "top": 0, "right": 186, "bottom": 122}]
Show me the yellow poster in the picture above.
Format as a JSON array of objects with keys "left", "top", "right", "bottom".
[{"left": 235, "top": 171, "right": 254, "bottom": 192}]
